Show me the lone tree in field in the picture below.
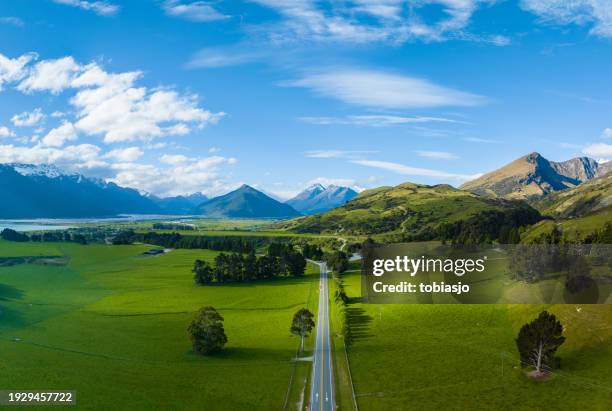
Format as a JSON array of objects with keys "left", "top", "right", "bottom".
[
  {"left": 188, "top": 306, "right": 228, "bottom": 355},
  {"left": 516, "top": 311, "right": 565, "bottom": 377},
  {"left": 193, "top": 260, "right": 214, "bottom": 285},
  {"left": 290, "top": 308, "right": 315, "bottom": 353}
]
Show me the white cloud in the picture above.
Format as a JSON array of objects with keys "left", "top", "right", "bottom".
[
  {"left": 462, "top": 137, "right": 499, "bottom": 143},
  {"left": 0, "top": 54, "right": 225, "bottom": 144},
  {"left": 602, "top": 128, "right": 612, "bottom": 138},
  {"left": 11, "top": 108, "right": 45, "bottom": 127},
  {"left": 0, "top": 140, "right": 236, "bottom": 196},
  {"left": 0, "top": 143, "right": 102, "bottom": 168},
  {"left": 583, "top": 143, "right": 612, "bottom": 158},
  {"left": 0, "top": 53, "right": 35, "bottom": 89},
  {"left": 415, "top": 150, "right": 458, "bottom": 159},
  {"left": 305, "top": 149, "right": 378, "bottom": 159},
  {"left": 69, "top": 63, "right": 225, "bottom": 143},
  {"left": 41, "top": 122, "right": 78, "bottom": 147},
  {"left": 110, "top": 155, "right": 237, "bottom": 196},
  {"left": 18, "top": 56, "right": 81, "bottom": 94},
  {"left": 52, "top": 0, "right": 119, "bottom": 16},
  {"left": 351, "top": 159, "right": 478, "bottom": 181},
  {"left": 208, "top": 147, "right": 221, "bottom": 153},
  {"left": 299, "top": 114, "right": 464, "bottom": 126},
  {"left": 284, "top": 69, "right": 487, "bottom": 109},
  {"left": 521, "top": 0, "right": 612, "bottom": 37},
  {"left": 0, "top": 16, "right": 24, "bottom": 27},
  {"left": 186, "top": 47, "right": 261, "bottom": 68},
  {"left": 559, "top": 142, "right": 583, "bottom": 149},
  {"left": 162, "top": 1, "right": 229, "bottom": 22},
  {"left": 249, "top": 0, "right": 502, "bottom": 44},
  {"left": 0, "top": 126, "right": 15, "bottom": 138},
  {"left": 160, "top": 154, "right": 189, "bottom": 165},
  {"left": 104, "top": 147, "right": 144, "bottom": 162}
]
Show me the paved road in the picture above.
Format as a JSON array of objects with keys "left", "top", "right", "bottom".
[{"left": 310, "top": 262, "right": 335, "bottom": 411}]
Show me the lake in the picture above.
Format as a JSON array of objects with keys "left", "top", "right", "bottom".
[{"left": 0, "top": 215, "right": 187, "bottom": 232}]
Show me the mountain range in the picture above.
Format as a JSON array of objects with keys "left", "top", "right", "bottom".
[
  {"left": 461, "top": 152, "right": 610, "bottom": 199},
  {"left": 286, "top": 184, "right": 358, "bottom": 215},
  {"left": 286, "top": 152, "right": 612, "bottom": 239},
  {"left": 196, "top": 184, "right": 300, "bottom": 218},
  {"left": 1, "top": 153, "right": 610, "bottom": 221},
  {"left": 0, "top": 164, "right": 299, "bottom": 219},
  {"left": 150, "top": 192, "right": 208, "bottom": 215},
  {"left": 0, "top": 163, "right": 160, "bottom": 218}
]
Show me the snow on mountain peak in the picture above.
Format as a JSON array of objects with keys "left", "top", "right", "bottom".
[{"left": 10, "top": 163, "right": 69, "bottom": 179}]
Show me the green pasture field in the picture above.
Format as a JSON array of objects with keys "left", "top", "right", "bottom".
[
  {"left": 0, "top": 240, "right": 320, "bottom": 410},
  {"left": 341, "top": 269, "right": 612, "bottom": 410},
  {"left": 523, "top": 209, "right": 612, "bottom": 243}
]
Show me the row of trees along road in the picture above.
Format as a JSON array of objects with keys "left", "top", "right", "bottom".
[{"left": 193, "top": 243, "right": 307, "bottom": 285}]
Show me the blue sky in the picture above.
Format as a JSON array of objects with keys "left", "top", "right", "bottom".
[{"left": 1, "top": 0, "right": 611, "bottom": 199}]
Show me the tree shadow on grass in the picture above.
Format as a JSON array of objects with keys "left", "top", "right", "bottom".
[
  {"left": 185, "top": 346, "right": 295, "bottom": 365},
  {"left": 0, "top": 304, "right": 26, "bottom": 329},
  {"left": 0, "top": 285, "right": 26, "bottom": 330},
  {"left": 345, "top": 306, "right": 373, "bottom": 342},
  {"left": 0, "top": 283, "right": 24, "bottom": 300},
  {"left": 199, "top": 274, "right": 318, "bottom": 289}
]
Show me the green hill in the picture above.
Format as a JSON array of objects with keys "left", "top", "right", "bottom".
[
  {"left": 522, "top": 173, "right": 612, "bottom": 242},
  {"left": 285, "top": 182, "right": 540, "bottom": 241},
  {"left": 534, "top": 172, "right": 612, "bottom": 218}
]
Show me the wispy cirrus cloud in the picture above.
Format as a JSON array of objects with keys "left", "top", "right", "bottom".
[
  {"left": 0, "top": 16, "right": 24, "bottom": 27},
  {"left": 185, "top": 46, "right": 262, "bottom": 68},
  {"left": 521, "top": 0, "right": 612, "bottom": 38},
  {"left": 351, "top": 159, "right": 480, "bottom": 181},
  {"left": 283, "top": 69, "right": 488, "bottom": 109},
  {"left": 415, "top": 150, "right": 458, "bottom": 160},
  {"left": 305, "top": 149, "right": 378, "bottom": 159},
  {"left": 52, "top": 0, "right": 119, "bottom": 16},
  {"left": 462, "top": 137, "right": 499, "bottom": 144},
  {"left": 162, "top": 1, "right": 229, "bottom": 22},
  {"left": 248, "top": 0, "right": 508, "bottom": 45},
  {"left": 298, "top": 114, "right": 465, "bottom": 127}
]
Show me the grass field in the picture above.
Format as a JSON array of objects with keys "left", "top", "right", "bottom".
[
  {"left": 0, "top": 240, "right": 320, "bottom": 410},
  {"left": 341, "top": 270, "right": 612, "bottom": 411}
]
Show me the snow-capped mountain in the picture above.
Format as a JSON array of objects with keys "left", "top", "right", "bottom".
[
  {"left": 0, "top": 163, "right": 162, "bottom": 218},
  {"left": 11, "top": 163, "right": 74, "bottom": 179},
  {"left": 286, "top": 184, "right": 358, "bottom": 215}
]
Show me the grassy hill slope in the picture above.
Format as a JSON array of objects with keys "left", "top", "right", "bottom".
[
  {"left": 522, "top": 174, "right": 612, "bottom": 242},
  {"left": 285, "top": 182, "right": 539, "bottom": 240},
  {"left": 534, "top": 173, "right": 612, "bottom": 218}
]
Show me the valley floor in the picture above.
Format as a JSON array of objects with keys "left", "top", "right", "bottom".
[
  {"left": 0, "top": 241, "right": 319, "bottom": 410},
  {"left": 341, "top": 270, "right": 612, "bottom": 411},
  {"left": 2, "top": 240, "right": 612, "bottom": 410}
]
